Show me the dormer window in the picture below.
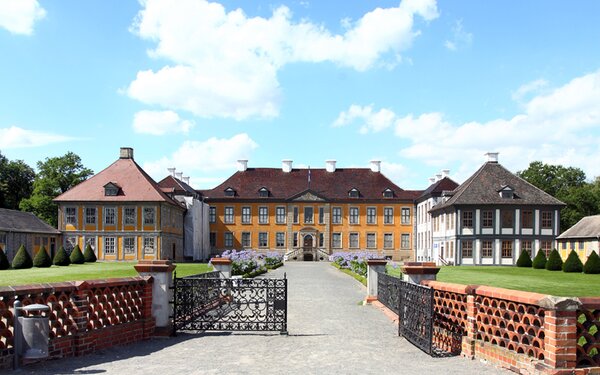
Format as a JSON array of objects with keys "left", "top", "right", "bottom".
[
  {"left": 224, "top": 187, "right": 236, "bottom": 197},
  {"left": 383, "top": 188, "right": 394, "bottom": 198},
  {"left": 349, "top": 188, "right": 360, "bottom": 198},
  {"left": 104, "top": 182, "right": 120, "bottom": 196},
  {"left": 498, "top": 185, "right": 514, "bottom": 199},
  {"left": 258, "top": 187, "right": 269, "bottom": 198}
]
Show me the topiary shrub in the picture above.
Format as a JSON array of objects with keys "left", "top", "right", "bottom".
[
  {"left": 69, "top": 245, "right": 85, "bottom": 264},
  {"left": 53, "top": 246, "right": 71, "bottom": 266},
  {"left": 0, "top": 246, "right": 9, "bottom": 270},
  {"left": 83, "top": 244, "right": 97, "bottom": 263},
  {"left": 516, "top": 250, "right": 532, "bottom": 267},
  {"left": 12, "top": 245, "right": 33, "bottom": 269},
  {"left": 545, "top": 249, "right": 563, "bottom": 271},
  {"left": 532, "top": 250, "right": 547, "bottom": 269},
  {"left": 584, "top": 251, "right": 600, "bottom": 274},
  {"left": 562, "top": 250, "right": 583, "bottom": 273},
  {"left": 33, "top": 245, "right": 52, "bottom": 268}
]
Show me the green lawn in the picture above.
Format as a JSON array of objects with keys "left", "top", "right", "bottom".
[{"left": 0, "top": 262, "right": 212, "bottom": 287}]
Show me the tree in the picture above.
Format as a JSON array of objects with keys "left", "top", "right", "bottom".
[
  {"left": 20, "top": 152, "right": 93, "bottom": 227},
  {"left": 0, "top": 152, "right": 35, "bottom": 210},
  {"left": 53, "top": 246, "right": 71, "bottom": 266},
  {"left": 12, "top": 245, "right": 33, "bottom": 269},
  {"left": 545, "top": 249, "right": 563, "bottom": 271},
  {"left": 83, "top": 244, "right": 97, "bottom": 263},
  {"left": 562, "top": 250, "right": 583, "bottom": 273},
  {"left": 532, "top": 250, "right": 547, "bottom": 269},
  {"left": 33, "top": 245, "right": 52, "bottom": 268},
  {"left": 516, "top": 250, "right": 532, "bottom": 267},
  {"left": 69, "top": 244, "right": 85, "bottom": 264},
  {"left": 583, "top": 251, "right": 600, "bottom": 274}
]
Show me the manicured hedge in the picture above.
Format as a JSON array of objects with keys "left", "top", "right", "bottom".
[
  {"left": 83, "top": 244, "right": 97, "bottom": 263},
  {"left": 53, "top": 246, "right": 71, "bottom": 266},
  {"left": 562, "top": 250, "right": 583, "bottom": 273},
  {"left": 545, "top": 249, "right": 563, "bottom": 271},
  {"left": 516, "top": 250, "right": 532, "bottom": 267},
  {"left": 532, "top": 250, "right": 547, "bottom": 269},
  {"left": 0, "top": 246, "right": 9, "bottom": 270},
  {"left": 70, "top": 245, "right": 85, "bottom": 264},
  {"left": 12, "top": 245, "right": 33, "bottom": 269},
  {"left": 584, "top": 251, "right": 600, "bottom": 274},
  {"left": 33, "top": 245, "right": 52, "bottom": 268}
]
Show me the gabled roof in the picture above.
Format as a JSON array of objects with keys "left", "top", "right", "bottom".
[
  {"left": 55, "top": 158, "right": 183, "bottom": 207},
  {"left": 416, "top": 177, "right": 459, "bottom": 203},
  {"left": 200, "top": 168, "right": 420, "bottom": 201},
  {"left": 0, "top": 208, "right": 61, "bottom": 234},
  {"left": 557, "top": 215, "right": 600, "bottom": 239},
  {"left": 157, "top": 175, "right": 198, "bottom": 197},
  {"left": 431, "top": 162, "right": 565, "bottom": 211}
]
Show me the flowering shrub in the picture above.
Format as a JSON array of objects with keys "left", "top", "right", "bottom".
[
  {"left": 264, "top": 251, "right": 284, "bottom": 268},
  {"left": 329, "top": 251, "right": 379, "bottom": 277},
  {"left": 221, "top": 249, "right": 284, "bottom": 275}
]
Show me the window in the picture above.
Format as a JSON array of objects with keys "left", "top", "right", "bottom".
[
  {"left": 541, "top": 240, "right": 552, "bottom": 257},
  {"left": 124, "top": 237, "right": 136, "bottom": 255},
  {"left": 143, "top": 207, "right": 155, "bottom": 225},
  {"left": 501, "top": 241, "right": 513, "bottom": 258},
  {"left": 124, "top": 207, "right": 136, "bottom": 225},
  {"left": 541, "top": 211, "right": 553, "bottom": 229},
  {"left": 224, "top": 207, "right": 234, "bottom": 224},
  {"left": 304, "top": 207, "right": 313, "bottom": 224},
  {"left": 501, "top": 210, "right": 513, "bottom": 229},
  {"left": 224, "top": 187, "right": 236, "bottom": 197},
  {"left": 349, "top": 188, "right": 359, "bottom": 198},
  {"left": 143, "top": 237, "right": 155, "bottom": 255},
  {"left": 105, "top": 207, "right": 116, "bottom": 225},
  {"left": 401, "top": 208, "right": 411, "bottom": 225},
  {"left": 276, "top": 207, "right": 286, "bottom": 224},
  {"left": 209, "top": 207, "right": 216, "bottom": 223},
  {"left": 349, "top": 233, "right": 359, "bottom": 248},
  {"left": 570, "top": 241, "right": 575, "bottom": 250},
  {"left": 293, "top": 232, "right": 298, "bottom": 247},
  {"left": 209, "top": 232, "right": 216, "bottom": 247},
  {"left": 241, "top": 232, "right": 251, "bottom": 247},
  {"left": 104, "top": 237, "right": 116, "bottom": 255},
  {"left": 318, "top": 233, "right": 324, "bottom": 247},
  {"left": 349, "top": 207, "right": 359, "bottom": 224},
  {"left": 332, "top": 233, "right": 342, "bottom": 248},
  {"left": 258, "top": 187, "right": 269, "bottom": 197},
  {"left": 224, "top": 232, "right": 233, "bottom": 247},
  {"left": 259, "top": 232, "right": 268, "bottom": 247},
  {"left": 384, "top": 233, "right": 393, "bottom": 249},
  {"left": 65, "top": 207, "right": 77, "bottom": 225},
  {"left": 482, "top": 210, "right": 493, "bottom": 228},
  {"left": 276, "top": 232, "right": 285, "bottom": 248},
  {"left": 500, "top": 190, "right": 514, "bottom": 199},
  {"left": 579, "top": 241, "right": 585, "bottom": 250},
  {"left": 242, "top": 207, "right": 251, "bottom": 224},
  {"left": 293, "top": 207, "right": 299, "bottom": 224},
  {"left": 482, "top": 240, "right": 493, "bottom": 258},
  {"left": 332, "top": 207, "right": 342, "bottom": 224},
  {"left": 561, "top": 241, "right": 567, "bottom": 250},
  {"left": 83, "top": 207, "right": 96, "bottom": 225},
  {"left": 521, "top": 240, "right": 532, "bottom": 255},
  {"left": 383, "top": 188, "right": 393, "bottom": 198},
  {"left": 258, "top": 207, "right": 268, "bottom": 224},
  {"left": 462, "top": 240, "right": 473, "bottom": 258},
  {"left": 462, "top": 211, "right": 473, "bottom": 228},
  {"left": 521, "top": 210, "right": 533, "bottom": 229},
  {"left": 367, "top": 207, "right": 376, "bottom": 224},
  {"left": 65, "top": 236, "right": 77, "bottom": 254},
  {"left": 401, "top": 234, "right": 410, "bottom": 249},
  {"left": 105, "top": 187, "right": 118, "bottom": 196},
  {"left": 318, "top": 207, "right": 325, "bottom": 224},
  {"left": 384, "top": 207, "right": 394, "bottom": 224},
  {"left": 366, "top": 233, "right": 376, "bottom": 248}
]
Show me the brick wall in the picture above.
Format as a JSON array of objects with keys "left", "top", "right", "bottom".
[{"left": 0, "top": 277, "right": 154, "bottom": 369}]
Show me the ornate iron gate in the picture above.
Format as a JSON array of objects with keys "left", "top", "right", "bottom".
[
  {"left": 398, "top": 281, "right": 434, "bottom": 355},
  {"left": 171, "top": 272, "right": 287, "bottom": 334},
  {"left": 377, "top": 272, "right": 401, "bottom": 315}
]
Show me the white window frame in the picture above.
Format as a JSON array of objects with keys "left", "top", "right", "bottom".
[
  {"left": 366, "top": 233, "right": 376, "bottom": 248},
  {"left": 65, "top": 206, "right": 77, "bottom": 226},
  {"left": 401, "top": 207, "right": 411, "bottom": 225},
  {"left": 143, "top": 236, "right": 155, "bottom": 255},
  {"left": 401, "top": 233, "right": 410, "bottom": 249},
  {"left": 242, "top": 206, "right": 251, "bottom": 224},
  {"left": 241, "top": 232, "right": 251, "bottom": 247},
  {"left": 384, "top": 233, "right": 393, "bottom": 249},
  {"left": 259, "top": 206, "right": 269, "bottom": 224},
  {"left": 366, "top": 207, "right": 376, "bottom": 224},
  {"left": 224, "top": 207, "right": 234, "bottom": 224},
  {"left": 276, "top": 206, "right": 286, "bottom": 224},
  {"left": 349, "top": 207, "right": 359, "bottom": 225},
  {"left": 104, "top": 237, "right": 116, "bottom": 255},
  {"left": 224, "top": 232, "right": 234, "bottom": 247},
  {"left": 143, "top": 207, "right": 155, "bottom": 225},
  {"left": 258, "top": 232, "right": 268, "bottom": 248},
  {"left": 276, "top": 232, "right": 285, "bottom": 248},
  {"left": 318, "top": 207, "right": 325, "bottom": 224},
  {"left": 104, "top": 206, "right": 116, "bottom": 225},
  {"left": 293, "top": 206, "right": 299, "bottom": 224},
  {"left": 85, "top": 207, "right": 96, "bottom": 225},
  {"left": 332, "top": 233, "right": 342, "bottom": 248},
  {"left": 124, "top": 207, "right": 136, "bottom": 226},
  {"left": 384, "top": 207, "right": 394, "bottom": 224},
  {"left": 209, "top": 207, "right": 216, "bottom": 223},
  {"left": 349, "top": 232, "right": 359, "bottom": 248},
  {"left": 124, "top": 237, "right": 136, "bottom": 255},
  {"left": 332, "top": 207, "right": 342, "bottom": 224},
  {"left": 304, "top": 206, "right": 314, "bottom": 224}
]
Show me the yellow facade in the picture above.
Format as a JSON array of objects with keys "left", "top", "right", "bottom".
[{"left": 558, "top": 239, "right": 598, "bottom": 262}]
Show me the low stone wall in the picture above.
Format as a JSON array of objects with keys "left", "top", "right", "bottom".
[{"left": 0, "top": 277, "right": 154, "bottom": 370}]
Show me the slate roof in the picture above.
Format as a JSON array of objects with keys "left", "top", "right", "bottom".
[
  {"left": 158, "top": 175, "right": 198, "bottom": 196},
  {"left": 54, "top": 157, "right": 183, "bottom": 207},
  {"left": 0, "top": 208, "right": 61, "bottom": 234},
  {"left": 557, "top": 215, "right": 600, "bottom": 239},
  {"left": 430, "top": 161, "right": 565, "bottom": 211},
  {"left": 200, "top": 168, "right": 420, "bottom": 201},
  {"left": 416, "top": 177, "right": 459, "bottom": 202}
]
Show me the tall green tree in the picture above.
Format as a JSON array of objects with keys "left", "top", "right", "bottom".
[
  {"left": 0, "top": 152, "right": 35, "bottom": 210},
  {"left": 20, "top": 152, "right": 93, "bottom": 227}
]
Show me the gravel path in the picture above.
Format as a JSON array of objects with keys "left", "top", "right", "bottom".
[{"left": 22, "top": 262, "right": 507, "bottom": 374}]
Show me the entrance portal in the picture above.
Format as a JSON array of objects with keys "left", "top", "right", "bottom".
[{"left": 302, "top": 234, "right": 315, "bottom": 261}]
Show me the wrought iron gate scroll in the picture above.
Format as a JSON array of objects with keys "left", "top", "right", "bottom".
[{"left": 398, "top": 281, "right": 434, "bottom": 355}]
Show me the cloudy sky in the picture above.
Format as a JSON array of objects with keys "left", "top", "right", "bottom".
[{"left": 1, "top": 0, "right": 600, "bottom": 189}]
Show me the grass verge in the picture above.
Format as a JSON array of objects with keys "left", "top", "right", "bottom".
[{"left": 331, "top": 262, "right": 367, "bottom": 286}]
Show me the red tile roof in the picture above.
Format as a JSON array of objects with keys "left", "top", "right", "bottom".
[
  {"left": 200, "top": 168, "right": 421, "bottom": 201},
  {"left": 416, "top": 177, "right": 459, "bottom": 202},
  {"left": 54, "top": 158, "right": 183, "bottom": 207}
]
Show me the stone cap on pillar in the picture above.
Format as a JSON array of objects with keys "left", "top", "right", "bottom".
[
  {"left": 210, "top": 257, "right": 232, "bottom": 265},
  {"left": 134, "top": 260, "right": 176, "bottom": 273},
  {"left": 367, "top": 259, "right": 388, "bottom": 266},
  {"left": 401, "top": 262, "right": 440, "bottom": 275}
]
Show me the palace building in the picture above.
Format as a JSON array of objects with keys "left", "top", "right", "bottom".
[{"left": 200, "top": 160, "right": 419, "bottom": 261}]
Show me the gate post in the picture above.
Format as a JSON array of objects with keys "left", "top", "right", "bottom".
[
  {"left": 365, "top": 259, "right": 387, "bottom": 303},
  {"left": 210, "top": 257, "right": 233, "bottom": 278},
  {"left": 134, "top": 260, "right": 176, "bottom": 336},
  {"left": 401, "top": 262, "right": 440, "bottom": 285}
]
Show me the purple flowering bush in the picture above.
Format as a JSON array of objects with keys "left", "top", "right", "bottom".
[
  {"left": 329, "top": 251, "right": 378, "bottom": 277},
  {"left": 221, "top": 249, "right": 284, "bottom": 275}
]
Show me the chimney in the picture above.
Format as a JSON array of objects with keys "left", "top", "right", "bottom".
[
  {"left": 485, "top": 152, "right": 499, "bottom": 163},
  {"left": 119, "top": 147, "right": 134, "bottom": 159},
  {"left": 237, "top": 159, "right": 248, "bottom": 172},
  {"left": 167, "top": 167, "right": 176, "bottom": 177},
  {"left": 441, "top": 169, "right": 450, "bottom": 178},
  {"left": 176, "top": 172, "right": 183, "bottom": 180},
  {"left": 428, "top": 177, "right": 436, "bottom": 185},
  {"left": 369, "top": 160, "right": 381, "bottom": 173},
  {"left": 183, "top": 176, "right": 190, "bottom": 185},
  {"left": 282, "top": 160, "right": 293, "bottom": 173},
  {"left": 325, "top": 160, "right": 336, "bottom": 173},
  {"left": 435, "top": 173, "right": 442, "bottom": 182}
]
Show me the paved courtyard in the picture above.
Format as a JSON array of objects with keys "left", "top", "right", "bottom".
[{"left": 23, "top": 262, "right": 506, "bottom": 374}]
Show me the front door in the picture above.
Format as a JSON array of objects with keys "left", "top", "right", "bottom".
[
  {"left": 303, "top": 235, "right": 313, "bottom": 248},
  {"left": 303, "top": 235, "right": 314, "bottom": 261}
]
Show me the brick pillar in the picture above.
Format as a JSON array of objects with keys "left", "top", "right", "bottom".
[
  {"left": 538, "top": 296, "right": 581, "bottom": 369},
  {"left": 462, "top": 293, "right": 478, "bottom": 359},
  {"left": 210, "top": 257, "right": 232, "bottom": 278},
  {"left": 71, "top": 281, "right": 91, "bottom": 356},
  {"left": 401, "top": 262, "right": 440, "bottom": 285},
  {"left": 134, "top": 260, "right": 175, "bottom": 336},
  {"left": 365, "top": 259, "right": 387, "bottom": 304},
  {"left": 139, "top": 276, "right": 155, "bottom": 340}
]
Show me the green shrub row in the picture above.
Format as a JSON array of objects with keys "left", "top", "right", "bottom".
[
  {"left": 518, "top": 249, "right": 599, "bottom": 274},
  {"left": 0, "top": 243, "right": 98, "bottom": 270}
]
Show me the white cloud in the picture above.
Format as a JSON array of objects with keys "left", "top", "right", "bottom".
[
  {"left": 0, "top": 0, "right": 45, "bottom": 35},
  {"left": 444, "top": 19, "right": 472, "bottom": 51},
  {"left": 127, "top": 0, "right": 438, "bottom": 119},
  {"left": 0, "top": 126, "right": 73, "bottom": 148},
  {"left": 143, "top": 133, "right": 259, "bottom": 180},
  {"left": 133, "top": 110, "right": 194, "bottom": 135},
  {"left": 511, "top": 79, "right": 548, "bottom": 103},
  {"left": 333, "top": 104, "right": 396, "bottom": 133},
  {"left": 336, "top": 69, "right": 600, "bottom": 179}
]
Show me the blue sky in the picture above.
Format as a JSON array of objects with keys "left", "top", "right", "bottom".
[{"left": 1, "top": 0, "right": 600, "bottom": 190}]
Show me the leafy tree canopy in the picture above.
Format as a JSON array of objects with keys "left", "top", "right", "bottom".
[{"left": 0, "top": 151, "right": 35, "bottom": 210}]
